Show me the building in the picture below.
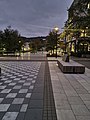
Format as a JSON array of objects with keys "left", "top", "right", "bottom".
[{"left": 65, "top": 0, "right": 90, "bottom": 57}]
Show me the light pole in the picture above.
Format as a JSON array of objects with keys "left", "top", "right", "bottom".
[
  {"left": 54, "top": 27, "right": 59, "bottom": 58},
  {"left": 64, "top": 32, "right": 67, "bottom": 53}
]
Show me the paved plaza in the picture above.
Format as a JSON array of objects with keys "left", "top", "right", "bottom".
[
  {"left": 0, "top": 53, "right": 90, "bottom": 120},
  {"left": 0, "top": 61, "right": 42, "bottom": 120}
]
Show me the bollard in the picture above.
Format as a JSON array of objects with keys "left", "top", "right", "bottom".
[{"left": 0, "top": 68, "right": 1, "bottom": 74}]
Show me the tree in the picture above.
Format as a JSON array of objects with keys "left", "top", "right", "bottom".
[
  {"left": 3, "top": 26, "right": 23, "bottom": 53},
  {"left": 46, "top": 31, "right": 56, "bottom": 54},
  {"left": 0, "top": 30, "right": 3, "bottom": 50}
]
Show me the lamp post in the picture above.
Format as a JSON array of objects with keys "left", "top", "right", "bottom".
[
  {"left": 54, "top": 27, "right": 59, "bottom": 58},
  {"left": 64, "top": 31, "right": 67, "bottom": 53}
]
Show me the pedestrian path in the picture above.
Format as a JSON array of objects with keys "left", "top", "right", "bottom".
[{"left": 49, "top": 61, "right": 90, "bottom": 120}]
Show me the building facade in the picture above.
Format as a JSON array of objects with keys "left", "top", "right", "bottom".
[{"left": 65, "top": 0, "right": 90, "bottom": 57}]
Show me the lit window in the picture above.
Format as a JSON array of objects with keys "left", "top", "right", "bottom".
[{"left": 88, "top": 3, "right": 90, "bottom": 9}]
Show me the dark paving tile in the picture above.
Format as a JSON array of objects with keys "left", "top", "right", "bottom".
[
  {"left": 25, "top": 109, "right": 43, "bottom": 120},
  {"left": 27, "top": 89, "right": 33, "bottom": 93},
  {"left": 6, "top": 86, "right": 13, "bottom": 89},
  {"left": 8, "top": 104, "right": 21, "bottom": 112},
  {"left": 28, "top": 100, "right": 43, "bottom": 109},
  {"left": 0, "top": 93, "right": 8, "bottom": 98},
  {"left": 23, "top": 98, "right": 30, "bottom": 104},
  {"left": 21, "top": 86, "right": 29, "bottom": 89},
  {"left": 33, "top": 87, "right": 44, "bottom": 93},
  {"left": 2, "top": 98, "right": 14, "bottom": 104},
  {"left": 16, "top": 112, "right": 25, "bottom": 120},
  {"left": 0, "top": 112, "right": 5, "bottom": 119},
  {"left": 16, "top": 93, "right": 26, "bottom": 98},
  {"left": 31, "top": 93, "right": 43, "bottom": 100},
  {"left": 10, "top": 89, "right": 20, "bottom": 93}
]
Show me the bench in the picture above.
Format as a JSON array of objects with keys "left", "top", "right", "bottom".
[{"left": 57, "top": 60, "right": 85, "bottom": 74}]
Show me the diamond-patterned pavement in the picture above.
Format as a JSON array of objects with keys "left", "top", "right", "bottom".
[{"left": 0, "top": 61, "right": 41, "bottom": 120}]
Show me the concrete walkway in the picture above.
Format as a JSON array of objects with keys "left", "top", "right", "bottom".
[{"left": 49, "top": 61, "right": 90, "bottom": 120}]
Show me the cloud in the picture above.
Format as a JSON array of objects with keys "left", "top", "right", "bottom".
[{"left": 0, "top": 0, "right": 73, "bottom": 37}]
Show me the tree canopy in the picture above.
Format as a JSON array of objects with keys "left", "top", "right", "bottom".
[{"left": 0, "top": 26, "right": 24, "bottom": 54}]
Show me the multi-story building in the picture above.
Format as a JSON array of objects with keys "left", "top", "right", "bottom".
[{"left": 65, "top": 0, "right": 90, "bottom": 57}]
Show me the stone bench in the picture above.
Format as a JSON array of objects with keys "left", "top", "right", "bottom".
[{"left": 57, "top": 60, "right": 85, "bottom": 74}]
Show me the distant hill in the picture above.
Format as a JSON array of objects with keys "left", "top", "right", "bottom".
[{"left": 21, "top": 36, "right": 47, "bottom": 42}]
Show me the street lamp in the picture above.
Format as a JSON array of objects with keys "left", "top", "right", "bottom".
[{"left": 54, "top": 27, "right": 59, "bottom": 58}]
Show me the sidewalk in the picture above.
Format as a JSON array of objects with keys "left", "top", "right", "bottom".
[{"left": 49, "top": 61, "right": 90, "bottom": 120}]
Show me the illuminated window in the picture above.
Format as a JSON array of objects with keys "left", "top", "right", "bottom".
[{"left": 88, "top": 3, "right": 90, "bottom": 9}]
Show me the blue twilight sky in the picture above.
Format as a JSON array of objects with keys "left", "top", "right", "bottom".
[{"left": 0, "top": 0, "right": 73, "bottom": 37}]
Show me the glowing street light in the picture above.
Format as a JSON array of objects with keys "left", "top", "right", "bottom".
[{"left": 88, "top": 2, "right": 90, "bottom": 9}]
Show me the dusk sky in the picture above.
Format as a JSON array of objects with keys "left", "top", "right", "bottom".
[{"left": 0, "top": 0, "right": 73, "bottom": 37}]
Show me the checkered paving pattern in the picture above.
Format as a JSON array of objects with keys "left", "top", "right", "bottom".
[{"left": 0, "top": 61, "right": 41, "bottom": 120}]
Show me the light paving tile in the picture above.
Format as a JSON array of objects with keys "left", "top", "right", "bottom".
[
  {"left": 18, "top": 80, "right": 25, "bottom": 83},
  {"left": 79, "top": 94, "right": 90, "bottom": 101},
  {"left": 75, "top": 88, "right": 88, "bottom": 94},
  {"left": 0, "top": 104, "right": 10, "bottom": 111},
  {"left": 25, "top": 73, "right": 30, "bottom": 75},
  {"left": 20, "top": 104, "right": 28, "bottom": 112},
  {"left": 53, "top": 87, "right": 62, "bottom": 93},
  {"left": 29, "top": 74, "right": 34, "bottom": 77},
  {"left": 32, "top": 80, "right": 36, "bottom": 83},
  {"left": 22, "top": 76, "right": 28, "bottom": 78},
  {"left": 56, "top": 110, "right": 76, "bottom": 120},
  {"left": 54, "top": 93, "right": 67, "bottom": 101},
  {"left": 2, "top": 112, "right": 18, "bottom": 120},
  {"left": 13, "top": 86, "right": 22, "bottom": 89},
  {"left": 13, "top": 78, "right": 21, "bottom": 81},
  {"left": 84, "top": 101, "right": 90, "bottom": 110},
  {"left": 10, "top": 76, "right": 16, "bottom": 78},
  {"left": 8, "top": 83, "right": 16, "bottom": 86},
  {"left": 12, "top": 98, "right": 24, "bottom": 104},
  {"left": 0, "top": 83, "right": 2, "bottom": 85},
  {"left": 23, "top": 83, "right": 31, "bottom": 86},
  {"left": 4, "top": 80, "right": 12, "bottom": 83},
  {"left": 27, "top": 78, "right": 33, "bottom": 81},
  {"left": 26, "top": 93, "right": 32, "bottom": 98},
  {"left": 1, "top": 89, "right": 11, "bottom": 93},
  {"left": 1, "top": 78, "right": 8, "bottom": 81},
  {"left": 19, "top": 89, "right": 28, "bottom": 93},
  {"left": 29, "top": 85, "right": 34, "bottom": 89},
  {"left": 65, "top": 90, "right": 78, "bottom": 97},
  {"left": 33, "top": 76, "right": 37, "bottom": 79},
  {"left": 7, "top": 75, "right": 12, "bottom": 77},
  {"left": 67, "top": 96, "right": 84, "bottom": 105},
  {"left": 6, "top": 93, "right": 17, "bottom": 98},
  {"left": 76, "top": 116, "right": 90, "bottom": 120},
  {"left": 71, "top": 105, "right": 90, "bottom": 115},
  {"left": 18, "top": 75, "right": 23, "bottom": 77},
  {"left": 0, "top": 98, "right": 4, "bottom": 103},
  {"left": 55, "top": 100, "right": 71, "bottom": 110}
]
